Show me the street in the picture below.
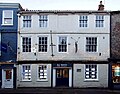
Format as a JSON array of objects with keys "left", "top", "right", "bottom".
[{"left": 0, "top": 88, "right": 120, "bottom": 94}]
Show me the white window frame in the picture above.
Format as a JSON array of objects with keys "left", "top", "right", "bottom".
[
  {"left": 84, "top": 64, "right": 98, "bottom": 81},
  {"left": 79, "top": 15, "right": 88, "bottom": 28},
  {"left": 57, "top": 36, "right": 68, "bottom": 53},
  {"left": 22, "top": 37, "right": 31, "bottom": 52},
  {"left": 23, "top": 15, "right": 32, "bottom": 28},
  {"left": 39, "top": 15, "right": 48, "bottom": 28},
  {"left": 21, "top": 64, "right": 31, "bottom": 81},
  {"left": 2, "top": 10, "right": 13, "bottom": 25},
  {"left": 38, "top": 36, "right": 48, "bottom": 53},
  {"left": 95, "top": 15, "right": 104, "bottom": 28},
  {"left": 37, "top": 64, "right": 48, "bottom": 81},
  {"left": 85, "top": 37, "right": 98, "bottom": 52}
]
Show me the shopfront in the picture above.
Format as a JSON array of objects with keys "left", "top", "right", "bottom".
[
  {"left": 111, "top": 63, "right": 120, "bottom": 89},
  {"left": 52, "top": 63, "right": 73, "bottom": 87}
]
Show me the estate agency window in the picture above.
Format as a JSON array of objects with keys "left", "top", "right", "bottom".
[
  {"left": 22, "top": 65, "right": 31, "bottom": 81},
  {"left": 112, "top": 64, "right": 120, "bottom": 83},
  {"left": 85, "top": 64, "right": 98, "bottom": 80},
  {"left": 38, "top": 65, "right": 47, "bottom": 81}
]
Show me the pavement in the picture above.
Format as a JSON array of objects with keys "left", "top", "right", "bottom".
[{"left": 0, "top": 88, "right": 120, "bottom": 94}]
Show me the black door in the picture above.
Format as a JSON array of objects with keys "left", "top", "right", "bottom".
[{"left": 56, "top": 68, "right": 69, "bottom": 87}]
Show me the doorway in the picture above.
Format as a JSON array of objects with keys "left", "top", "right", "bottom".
[
  {"left": 56, "top": 68, "right": 69, "bottom": 87},
  {"left": 2, "top": 69, "right": 13, "bottom": 88}
]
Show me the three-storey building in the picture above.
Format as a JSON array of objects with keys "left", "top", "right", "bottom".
[
  {"left": 0, "top": 3, "right": 22, "bottom": 88},
  {"left": 17, "top": 9, "right": 110, "bottom": 88}
]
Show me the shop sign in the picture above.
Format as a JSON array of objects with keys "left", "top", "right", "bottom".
[{"left": 53, "top": 63, "right": 72, "bottom": 67}]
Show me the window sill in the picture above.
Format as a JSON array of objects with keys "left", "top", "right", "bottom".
[
  {"left": 21, "top": 80, "right": 32, "bottom": 82},
  {"left": 38, "top": 52, "right": 48, "bottom": 53},
  {"left": 22, "top": 27, "right": 31, "bottom": 28},
  {"left": 1, "top": 24, "right": 13, "bottom": 26},
  {"left": 79, "top": 27, "right": 89, "bottom": 28},
  {"left": 37, "top": 79, "right": 48, "bottom": 82},
  {"left": 113, "top": 83, "right": 120, "bottom": 84},
  {"left": 84, "top": 79, "right": 99, "bottom": 82}
]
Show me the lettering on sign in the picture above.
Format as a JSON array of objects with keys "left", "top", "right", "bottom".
[{"left": 57, "top": 64, "right": 68, "bottom": 67}]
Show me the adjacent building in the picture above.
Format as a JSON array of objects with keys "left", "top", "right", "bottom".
[
  {"left": 109, "top": 11, "right": 120, "bottom": 89},
  {"left": 0, "top": 3, "right": 22, "bottom": 88},
  {"left": 17, "top": 3, "right": 110, "bottom": 88}
]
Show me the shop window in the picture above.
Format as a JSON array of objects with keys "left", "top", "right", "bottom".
[
  {"left": 112, "top": 64, "right": 120, "bottom": 83},
  {"left": 22, "top": 65, "right": 31, "bottom": 81},
  {"left": 85, "top": 64, "right": 98, "bottom": 80},
  {"left": 38, "top": 65, "right": 48, "bottom": 81}
]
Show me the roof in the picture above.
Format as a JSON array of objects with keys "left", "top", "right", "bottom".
[
  {"left": 0, "top": 3, "right": 23, "bottom": 10},
  {"left": 110, "top": 10, "right": 120, "bottom": 14},
  {"left": 19, "top": 9, "right": 111, "bottom": 14}
]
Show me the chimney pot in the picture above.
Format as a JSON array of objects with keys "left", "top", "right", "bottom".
[{"left": 98, "top": 1, "right": 104, "bottom": 11}]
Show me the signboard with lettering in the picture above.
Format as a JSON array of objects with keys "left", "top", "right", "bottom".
[{"left": 53, "top": 63, "right": 72, "bottom": 68}]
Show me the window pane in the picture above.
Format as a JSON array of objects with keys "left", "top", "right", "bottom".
[
  {"left": 96, "top": 15, "right": 104, "bottom": 27},
  {"left": 39, "top": 15, "right": 48, "bottom": 27},
  {"left": 23, "top": 15, "right": 31, "bottom": 27},
  {"left": 39, "top": 37, "right": 48, "bottom": 52},
  {"left": 79, "top": 15, "right": 88, "bottom": 27},
  {"left": 58, "top": 37, "right": 67, "bottom": 52},
  {"left": 86, "top": 37, "right": 97, "bottom": 52},
  {"left": 112, "top": 64, "right": 120, "bottom": 83},
  {"left": 38, "top": 65, "right": 47, "bottom": 80},
  {"left": 22, "top": 37, "right": 31, "bottom": 52},
  {"left": 22, "top": 65, "right": 31, "bottom": 81},
  {"left": 85, "top": 64, "right": 97, "bottom": 80},
  {"left": 3, "top": 10, "right": 13, "bottom": 25}
]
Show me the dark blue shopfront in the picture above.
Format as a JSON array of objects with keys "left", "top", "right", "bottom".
[{"left": 53, "top": 63, "right": 73, "bottom": 87}]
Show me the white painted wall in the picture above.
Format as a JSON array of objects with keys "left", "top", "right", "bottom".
[
  {"left": 17, "top": 34, "right": 110, "bottom": 61},
  {"left": 19, "top": 14, "right": 110, "bottom": 33},
  {"left": 17, "top": 12, "right": 110, "bottom": 61},
  {"left": 73, "top": 64, "right": 108, "bottom": 88},
  {"left": 17, "top": 64, "right": 51, "bottom": 87}
]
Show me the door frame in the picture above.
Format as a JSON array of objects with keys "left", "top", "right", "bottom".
[
  {"left": 53, "top": 68, "right": 72, "bottom": 87},
  {"left": 56, "top": 68, "right": 69, "bottom": 87},
  {"left": 2, "top": 69, "right": 13, "bottom": 88}
]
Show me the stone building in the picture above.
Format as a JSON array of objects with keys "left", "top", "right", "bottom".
[
  {"left": 16, "top": 9, "right": 110, "bottom": 88},
  {"left": 109, "top": 11, "right": 120, "bottom": 89}
]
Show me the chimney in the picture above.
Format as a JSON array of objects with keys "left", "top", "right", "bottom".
[{"left": 98, "top": 1, "right": 104, "bottom": 11}]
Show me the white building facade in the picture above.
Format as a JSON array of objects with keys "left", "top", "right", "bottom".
[{"left": 17, "top": 10, "right": 110, "bottom": 88}]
